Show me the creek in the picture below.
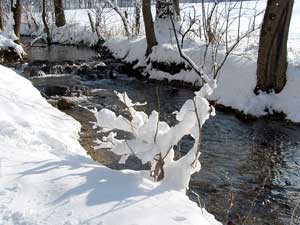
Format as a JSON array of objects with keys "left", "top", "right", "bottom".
[{"left": 14, "top": 41, "right": 300, "bottom": 225}]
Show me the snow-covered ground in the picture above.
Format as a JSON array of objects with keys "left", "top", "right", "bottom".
[
  {"left": 11, "top": 1, "right": 300, "bottom": 122},
  {"left": 104, "top": 1, "right": 300, "bottom": 122},
  {"left": 0, "top": 65, "right": 221, "bottom": 225}
]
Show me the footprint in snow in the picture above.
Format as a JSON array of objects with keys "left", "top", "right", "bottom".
[
  {"left": 5, "top": 183, "right": 20, "bottom": 192},
  {"left": 173, "top": 216, "right": 187, "bottom": 222}
]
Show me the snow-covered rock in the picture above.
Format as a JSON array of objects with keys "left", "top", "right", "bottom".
[{"left": 0, "top": 32, "right": 26, "bottom": 60}]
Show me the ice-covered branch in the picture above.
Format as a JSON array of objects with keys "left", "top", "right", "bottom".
[{"left": 94, "top": 85, "right": 215, "bottom": 190}]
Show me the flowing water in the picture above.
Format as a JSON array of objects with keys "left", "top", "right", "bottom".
[
  {"left": 21, "top": 43, "right": 300, "bottom": 225},
  {"left": 83, "top": 77, "right": 300, "bottom": 225}
]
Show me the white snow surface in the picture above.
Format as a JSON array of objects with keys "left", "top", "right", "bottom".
[{"left": 0, "top": 65, "right": 221, "bottom": 225}]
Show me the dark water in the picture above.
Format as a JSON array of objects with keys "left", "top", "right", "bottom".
[
  {"left": 28, "top": 45, "right": 97, "bottom": 62},
  {"left": 23, "top": 44, "right": 300, "bottom": 225},
  {"left": 84, "top": 78, "right": 300, "bottom": 225},
  {"left": 22, "top": 37, "right": 98, "bottom": 63}
]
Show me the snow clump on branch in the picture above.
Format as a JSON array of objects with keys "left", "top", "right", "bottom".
[{"left": 94, "top": 83, "right": 215, "bottom": 191}]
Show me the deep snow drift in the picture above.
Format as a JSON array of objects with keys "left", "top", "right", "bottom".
[{"left": 0, "top": 65, "right": 221, "bottom": 225}]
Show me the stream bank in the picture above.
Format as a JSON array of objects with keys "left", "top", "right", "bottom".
[{"left": 9, "top": 40, "right": 300, "bottom": 225}]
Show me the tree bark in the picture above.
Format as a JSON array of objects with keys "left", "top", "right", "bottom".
[
  {"left": 134, "top": 0, "right": 141, "bottom": 36},
  {"left": 255, "top": 0, "right": 294, "bottom": 94},
  {"left": 42, "top": 0, "right": 51, "bottom": 45},
  {"left": 0, "top": 0, "right": 4, "bottom": 31},
  {"left": 155, "top": 0, "right": 180, "bottom": 37},
  {"left": 12, "top": 0, "right": 22, "bottom": 38},
  {"left": 54, "top": 0, "right": 66, "bottom": 27},
  {"left": 142, "top": 0, "right": 157, "bottom": 55},
  {"left": 173, "top": 0, "right": 180, "bottom": 19}
]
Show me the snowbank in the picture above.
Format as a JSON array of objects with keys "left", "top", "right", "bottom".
[
  {"left": 0, "top": 65, "right": 221, "bottom": 225},
  {"left": 21, "top": 8, "right": 119, "bottom": 46},
  {"left": 104, "top": 1, "right": 300, "bottom": 123},
  {"left": 0, "top": 32, "right": 26, "bottom": 59},
  {"left": 210, "top": 55, "right": 300, "bottom": 122},
  {"left": 105, "top": 33, "right": 300, "bottom": 122}
]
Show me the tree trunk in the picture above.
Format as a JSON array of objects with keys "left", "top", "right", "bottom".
[
  {"left": 42, "top": 0, "right": 51, "bottom": 45},
  {"left": 12, "top": 0, "right": 22, "bottom": 38},
  {"left": 155, "top": 0, "right": 180, "bottom": 37},
  {"left": 54, "top": 0, "right": 66, "bottom": 27},
  {"left": 142, "top": 0, "right": 157, "bottom": 55},
  {"left": 0, "top": 0, "right": 4, "bottom": 31},
  {"left": 173, "top": 0, "right": 180, "bottom": 19},
  {"left": 134, "top": 0, "right": 141, "bottom": 36},
  {"left": 255, "top": 0, "right": 294, "bottom": 94}
]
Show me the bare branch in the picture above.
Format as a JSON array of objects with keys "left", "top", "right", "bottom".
[{"left": 170, "top": 15, "right": 209, "bottom": 85}]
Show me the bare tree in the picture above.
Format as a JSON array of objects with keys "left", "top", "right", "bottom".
[
  {"left": 0, "top": 0, "right": 4, "bottom": 31},
  {"left": 173, "top": 0, "right": 180, "bottom": 18},
  {"left": 90, "top": 1, "right": 129, "bottom": 40},
  {"left": 12, "top": 0, "right": 22, "bottom": 39},
  {"left": 133, "top": 0, "right": 142, "bottom": 36},
  {"left": 177, "top": 5, "right": 198, "bottom": 48},
  {"left": 104, "top": 0, "right": 131, "bottom": 37},
  {"left": 255, "top": 0, "right": 294, "bottom": 94},
  {"left": 143, "top": 0, "right": 157, "bottom": 55},
  {"left": 54, "top": 0, "right": 66, "bottom": 27},
  {"left": 172, "top": 0, "right": 263, "bottom": 83},
  {"left": 42, "top": 0, "right": 51, "bottom": 45},
  {"left": 155, "top": 0, "right": 181, "bottom": 42},
  {"left": 88, "top": 6, "right": 105, "bottom": 42}
]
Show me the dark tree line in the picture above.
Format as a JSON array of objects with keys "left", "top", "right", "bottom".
[{"left": 0, "top": 0, "right": 4, "bottom": 31}]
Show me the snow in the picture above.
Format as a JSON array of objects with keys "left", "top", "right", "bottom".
[
  {"left": 210, "top": 55, "right": 300, "bottom": 122},
  {"left": 0, "top": 65, "right": 221, "bottom": 225},
  {"left": 20, "top": 8, "right": 124, "bottom": 46},
  {"left": 105, "top": 38, "right": 300, "bottom": 122},
  {"left": 0, "top": 32, "right": 26, "bottom": 59},
  {"left": 0, "top": 14, "right": 26, "bottom": 59},
  {"left": 104, "top": 1, "right": 300, "bottom": 123},
  {"left": 94, "top": 84, "right": 215, "bottom": 191},
  {"left": 12, "top": 1, "right": 300, "bottom": 121}
]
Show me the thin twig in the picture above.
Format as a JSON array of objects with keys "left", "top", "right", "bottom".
[
  {"left": 290, "top": 197, "right": 300, "bottom": 225},
  {"left": 241, "top": 167, "right": 271, "bottom": 225},
  {"left": 170, "top": 14, "right": 208, "bottom": 84},
  {"left": 154, "top": 85, "right": 160, "bottom": 143},
  {"left": 190, "top": 99, "right": 202, "bottom": 168}
]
